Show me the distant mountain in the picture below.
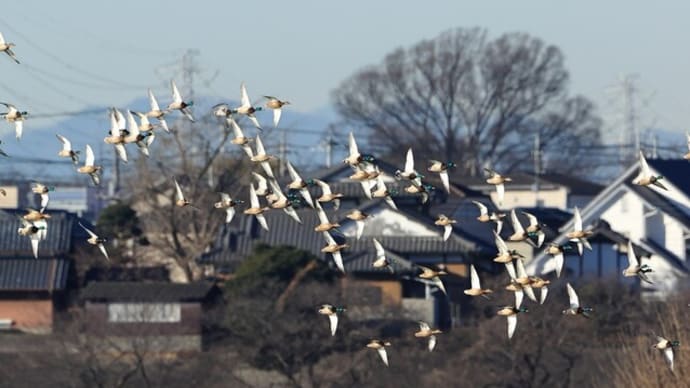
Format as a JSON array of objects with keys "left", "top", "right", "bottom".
[{"left": 0, "top": 96, "right": 340, "bottom": 181}]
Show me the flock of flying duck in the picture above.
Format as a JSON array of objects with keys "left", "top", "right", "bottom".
[{"left": 0, "top": 32, "right": 681, "bottom": 372}]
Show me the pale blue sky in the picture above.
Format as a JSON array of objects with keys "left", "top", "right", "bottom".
[{"left": 1, "top": 1, "right": 689, "bottom": 136}]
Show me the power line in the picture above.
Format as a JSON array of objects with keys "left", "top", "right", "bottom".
[{"left": 0, "top": 15, "right": 147, "bottom": 90}]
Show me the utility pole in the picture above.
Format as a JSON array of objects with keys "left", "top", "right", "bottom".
[
  {"left": 279, "top": 126, "right": 287, "bottom": 177},
  {"left": 532, "top": 133, "right": 543, "bottom": 207},
  {"left": 319, "top": 125, "right": 337, "bottom": 168}
]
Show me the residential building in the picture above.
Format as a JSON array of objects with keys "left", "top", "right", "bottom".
[
  {"left": 0, "top": 258, "right": 72, "bottom": 334},
  {"left": 81, "top": 281, "right": 219, "bottom": 353},
  {"left": 525, "top": 158, "right": 690, "bottom": 299}
]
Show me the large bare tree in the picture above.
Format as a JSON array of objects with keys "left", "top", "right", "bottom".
[
  {"left": 124, "top": 112, "right": 256, "bottom": 282},
  {"left": 332, "top": 27, "right": 602, "bottom": 177}
]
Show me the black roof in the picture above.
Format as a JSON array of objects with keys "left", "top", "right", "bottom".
[
  {"left": 81, "top": 281, "right": 215, "bottom": 302},
  {"left": 539, "top": 173, "right": 604, "bottom": 196},
  {"left": 199, "top": 198, "right": 494, "bottom": 272},
  {"left": 647, "top": 158, "right": 690, "bottom": 196},
  {"left": 0, "top": 209, "right": 90, "bottom": 259},
  {"left": 0, "top": 258, "right": 70, "bottom": 291}
]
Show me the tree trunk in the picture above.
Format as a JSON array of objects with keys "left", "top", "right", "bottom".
[{"left": 274, "top": 260, "right": 318, "bottom": 313}]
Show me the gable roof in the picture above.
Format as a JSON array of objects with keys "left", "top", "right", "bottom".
[
  {"left": 526, "top": 157, "right": 690, "bottom": 275},
  {"left": 0, "top": 258, "right": 71, "bottom": 291},
  {"left": 81, "top": 281, "right": 215, "bottom": 302}
]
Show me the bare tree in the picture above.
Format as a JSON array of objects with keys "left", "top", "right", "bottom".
[
  {"left": 125, "top": 114, "right": 256, "bottom": 282},
  {"left": 332, "top": 27, "right": 602, "bottom": 177}
]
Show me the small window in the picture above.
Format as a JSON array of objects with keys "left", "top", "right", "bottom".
[{"left": 107, "top": 303, "right": 181, "bottom": 323}]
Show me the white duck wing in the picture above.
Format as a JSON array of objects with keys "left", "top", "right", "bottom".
[
  {"left": 240, "top": 82, "right": 251, "bottom": 108},
  {"left": 638, "top": 150, "right": 651, "bottom": 177},
  {"left": 664, "top": 347, "right": 674, "bottom": 372},
  {"left": 0, "top": 32, "right": 5, "bottom": 45},
  {"left": 272, "top": 108, "right": 282, "bottom": 128},
  {"left": 299, "top": 187, "right": 314, "bottom": 208},
  {"left": 171, "top": 80, "right": 183, "bottom": 103},
  {"left": 247, "top": 114, "right": 261, "bottom": 130},
  {"left": 248, "top": 184, "right": 261, "bottom": 208},
  {"left": 472, "top": 201, "right": 488, "bottom": 217},
  {"left": 14, "top": 120, "right": 22, "bottom": 140},
  {"left": 315, "top": 202, "right": 330, "bottom": 224},
  {"left": 573, "top": 207, "right": 583, "bottom": 232},
  {"left": 126, "top": 110, "right": 140, "bottom": 137},
  {"left": 328, "top": 314, "right": 338, "bottom": 336},
  {"left": 495, "top": 219, "right": 504, "bottom": 235},
  {"left": 255, "top": 134, "right": 267, "bottom": 156},
  {"left": 225, "top": 207, "right": 236, "bottom": 224},
  {"left": 348, "top": 132, "right": 359, "bottom": 157},
  {"left": 523, "top": 285, "right": 537, "bottom": 303},
  {"left": 494, "top": 230, "right": 509, "bottom": 254},
  {"left": 98, "top": 243, "right": 109, "bottom": 261},
  {"left": 516, "top": 258, "right": 528, "bottom": 279},
  {"left": 539, "top": 286, "right": 548, "bottom": 305},
  {"left": 626, "top": 241, "right": 639, "bottom": 269},
  {"left": 404, "top": 148, "right": 415, "bottom": 173},
  {"left": 505, "top": 262, "right": 517, "bottom": 281},
  {"left": 252, "top": 173, "right": 268, "bottom": 196},
  {"left": 56, "top": 134, "right": 72, "bottom": 151},
  {"left": 470, "top": 264, "right": 481, "bottom": 289},
  {"left": 496, "top": 183, "right": 505, "bottom": 205},
  {"left": 158, "top": 117, "right": 169, "bottom": 132},
  {"left": 322, "top": 231, "right": 336, "bottom": 245},
  {"left": 377, "top": 347, "right": 389, "bottom": 366},
  {"left": 384, "top": 195, "right": 398, "bottom": 210},
  {"left": 332, "top": 250, "right": 345, "bottom": 273},
  {"left": 373, "top": 238, "right": 386, "bottom": 260},
  {"left": 514, "top": 289, "right": 523, "bottom": 309},
  {"left": 359, "top": 179, "right": 373, "bottom": 199},
  {"left": 428, "top": 335, "right": 437, "bottom": 352},
  {"left": 510, "top": 209, "right": 525, "bottom": 235},
  {"left": 432, "top": 276, "right": 446, "bottom": 295},
  {"left": 314, "top": 179, "right": 333, "bottom": 196},
  {"left": 78, "top": 222, "right": 99, "bottom": 239},
  {"left": 255, "top": 213, "right": 269, "bottom": 231},
  {"left": 173, "top": 177, "right": 185, "bottom": 202},
  {"left": 286, "top": 160, "right": 302, "bottom": 182},
  {"left": 283, "top": 206, "right": 302, "bottom": 224},
  {"left": 114, "top": 143, "right": 128, "bottom": 163},
  {"left": 30, "top": 235, "right": 40, "bottom": 259},
  {"left": 355, "top": 220, "right": 364, "bottom": 240},
  {"left": 443, "top": 224, "right": 452, "bottom": 242},
  {"left": 40, "top": 193, "right": 49, "bottom": 212},
  {"left": 566, "top": 283, "right": 580, "bottom": 308},
  {"left": 148, "top": 88, "right": 161, "bottom": 111},
  {"left": 439, "top": 170, "right": 450, "bottom": 193},
  {"left": 507, "top": 314, "right": 517, "bottom": 340},
  {"left": 261, "top": 161, "right": 275, "bottom": 180}
]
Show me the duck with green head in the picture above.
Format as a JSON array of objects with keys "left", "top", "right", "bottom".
[
  {"left": 317, "top": 304, "right": 346, "bottom": 336},
  {"left": 653, "top": 334, "right": 679, "bottom": 372},
  {"left": 428, "top": 160, "right": 455, "bottom": 193},
  {"left": 497, "top": 305, "right": 528, "bottom": 340},
  {"left": 31, "top": 182, "right": 55, "bottom": 213},
  {"left": 633, "top": 150, "right": 668, "bottom": 190},
  {"left": 562, "top": 283, "right": 593, "bottom": 318},
  {"left": 0, "top": 32, "right": 19, "bottom": 64}
]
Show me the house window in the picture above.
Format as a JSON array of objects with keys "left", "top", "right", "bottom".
[{"left": 107, "top": 303, "right": 181, "bottom": 323}]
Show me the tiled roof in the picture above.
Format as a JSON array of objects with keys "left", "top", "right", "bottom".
[
  {"left": 199, "top": 198, "right": 494, "bottom": 270},
  {"left": 343, "top": 249, "right": 415, "bottom": 275},
  {"left": 81, "top": 281, "right": 215, "bottom": 302},
  {"left": 0, "top": 209, "right": 90, "bottom": 259},
  {"left": 0, "top": 258, "right": 70, "bottom": 291}
]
